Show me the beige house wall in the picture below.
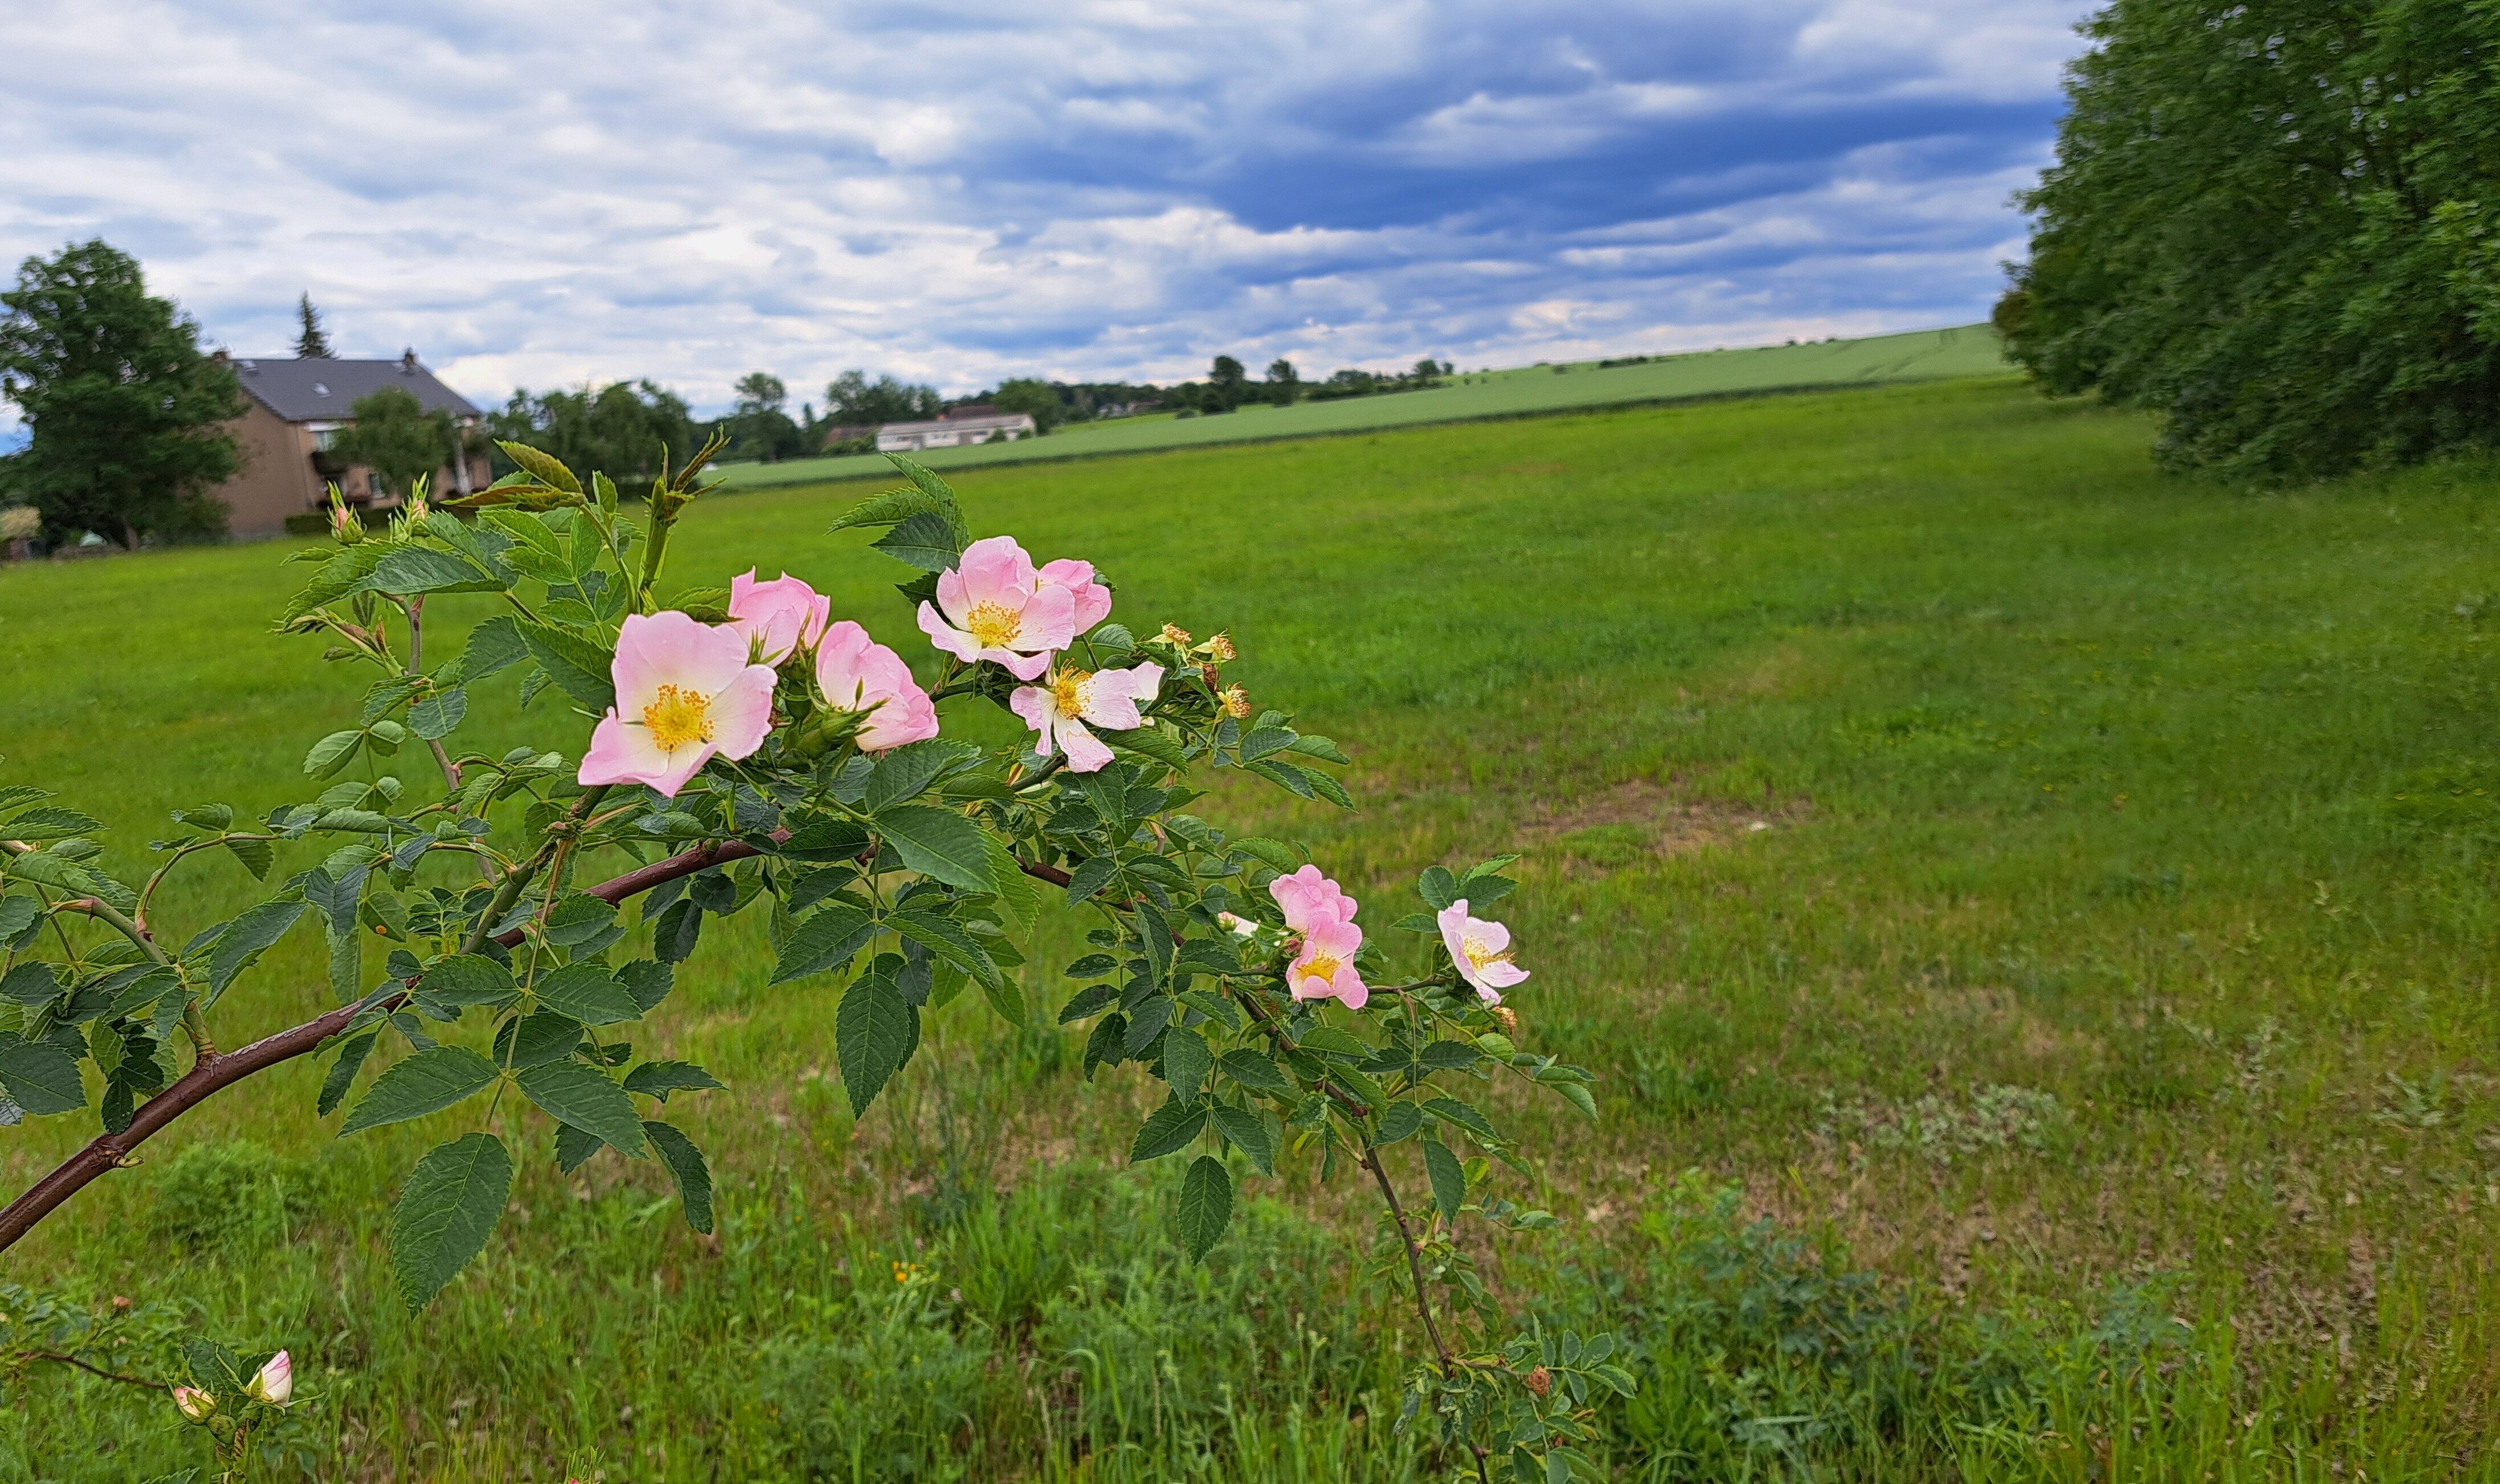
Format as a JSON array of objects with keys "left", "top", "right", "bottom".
[{"left": 218, "top": 400, "right": 323, "bottom": 538}]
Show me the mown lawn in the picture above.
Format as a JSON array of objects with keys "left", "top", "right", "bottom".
[{"left": 3, "top": 374, "right": 2498, "bottom": 1480}]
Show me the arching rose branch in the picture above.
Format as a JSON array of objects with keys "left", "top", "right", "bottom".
[{"left": 0, "top": 445, "right": 1627, "bottom": 1480}]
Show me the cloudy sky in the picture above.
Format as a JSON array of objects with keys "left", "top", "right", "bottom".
[{"left": 0, "top": 0, "right": 2087, "bottom": 418}]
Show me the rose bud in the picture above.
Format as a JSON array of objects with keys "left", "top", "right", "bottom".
[
  {"left": 172, "top": 1385, "right": 216, "bottom": 1423},
  {"left": 247, "top": 1350, "right": 293, "bottom": 1407}
]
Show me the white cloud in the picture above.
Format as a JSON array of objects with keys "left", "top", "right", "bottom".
[{"left": 0, "top": 0, "right": 2087, "bottom": 423}]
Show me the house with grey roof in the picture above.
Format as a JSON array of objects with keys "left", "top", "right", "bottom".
[
  {"left": 215, "top": 350, "right": 490, "bottom": 537},
  {"left": 875, "top": 410, "right": 1037, "bottom": 454}
]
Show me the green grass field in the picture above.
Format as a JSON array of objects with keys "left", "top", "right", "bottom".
[
  {"left": 715, "top": 325, "right": 2005, "bottom": 492},
  {"left": 5, "top": 372, "right": 2500, "bottom": 1480}
]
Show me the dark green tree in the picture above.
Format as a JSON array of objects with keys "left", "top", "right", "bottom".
[
  {"left": 824, "top": 370, "right": 942, "bottom": 426},
  {"left": 1207, "top": 355, "right": 1247, "bottom": 410},
  {"left": 294, "top": 293, "right": 332, "bottom": 358},
  {"left": 490, "top": 380, "right": 694, "bottom": 485},
  {"left": 725, "top": 372, "right": 802, "bottom": 462},
  {"left": 1264, "top": 358, "right": 1300, "bottom": 405},
  {"left": 331, "top": 386, "right": 448, "bottom": 499},
  {"left": 2003, "top": 0, "right": 2500, "bottom": 477},
  {"left": 0, "top": 240, "right": 244, "bottom": 548},
  {"left": 990, "top": 377, "right": 1064, "bottom": 432}
]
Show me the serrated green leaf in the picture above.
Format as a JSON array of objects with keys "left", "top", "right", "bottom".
[
  {"left": 874, "top": 805, "right": 999, "bottom": 892},
  {"left": 1161, "top": 1026, "right": 1211, "bottom": 1102},
  {"left": 1107, "top": 724, "right": 1190, "bottom": 773},
  {"left": 517, "top": 623, "right": 615, "bottom": 711},
  {"left": 1424, "top": 1138, "right": 1467, "bottom": 1224},
  {"left": 622, "top": 1059, "right": 724, "bottom": 1101},
  {"left": 390, "top": 1132, "right": 512, "bottom": 1312},
  {"left": 644, "top": 1121, "right": 715, "bottom": 1233},
  {"left": 1237, "top": 727, "right": 1296, "bottom": 763},
  {"left": 1218, "top": 1048, "right": 1291, "bottom": 1092},
  {"left": 869, "top": 511, "right": 966, "bottom": 572},
  {"left": 1423, "top": 1096, "right": 1498, "bottom": 1140},
  {"left": 453, "top": 614, "right": 529, "bottom": 685},
  {"left": 504, "top": 1010, "right": 582, "bottom": 1069},
  {"left": 555, "top": 1120, "right": 602, "bottom": 1173},
  {"left": 424, "top": 955, "right": 517, "bottom": 1006},
  {"left": 1227, "top": 837, "right": 1300, "bottom": 876},
  {"left": 864, "top": 739, "right": 976, "bottom": 813},
  {"left": 209, "top": 899, "right": 310, "bottom": 998},
  {"left": 224, "top": 837, "right": 275, "bottom": 880},
  {"left": 1299, "top": 765, "right": 1354, "bottom": 810},
  {"left": 317, "top": 1032, "right": 377, "bottom": 1116},
  {"left": 542, "top": 892, "right": 620, "bottom": 947},
  {"left": 515, "top": 1059, "right": 648, "bottom": 1155},
  {"left": 1178, "top": 1155, "right": 1232, "bottom": 1262},
  {"left": 1, "top": 808, "right": 100, "bottom": 842},
  {"left": 771, "top": 902, "right": 877, "bottom": 984},
  {"left": 0, "top": 962, "right": 62, "bottom": 1006},
  {"left": 496, "top": 441, "right": 583, "bottom": 494},
  {"left": 531, "top": 962, "right": 640, "bottom": 1026},
  {"left": 1210, "top": 1103, "right": 1274, "bottom": 1174},
  {"left": 373, "top": 547, "right": 502, "bottom": 597},
  {"left": 836, "top": 965, "right": 915, "bottom": 1116},
  {"left": 1376, "top": 1100, "right": 1424, "bottom": 1144},
  {"left": 408, "top": 688, "right": 469, "bottom": 739},
  {"left": 1417, "top": 867, "right": 1460, "bottom": 912},
  {"left": 0, "top": 1041, "right": 85, "bottom": 1114},
  {"left": 340, "top": 1045, "right": 499, "bottom": 1135},
  {"left": 303, "top": 730, "right": 363, "bottom": 779},
  {"left": 1065, "top": 854, "right": 1119, "bottom": 905},
  {"left": 1129, "top": 1096, "right": 1207, "bottom": 1162}
]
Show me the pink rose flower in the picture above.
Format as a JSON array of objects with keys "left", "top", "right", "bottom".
[
  {"left": 814, "top": 619, "right": 940, "bottom": 752},
  {"left": 1286, "top": 917, "right": 1368, "bottom": 1009},
  {"left": 1268, "top": 863, "right": 1357, "bottom": 933},
  {"left": 917, "top": 535, "right": 1077, "bottom": 680},
  {"left": 1038, "top": 557, "right": 1114, "bottom": 633},
  {"left": 578, "top": 611, "right": 779, "bottom": 797},
  {"left": 726, "top": 569, "right": 830, "bottom": 666},
  {"left": 1008, "top": 661, "right": 1162, "bottom": 773},
  {"left": 1437, "top": 899, "right": 1528, "bottom": 1004}
]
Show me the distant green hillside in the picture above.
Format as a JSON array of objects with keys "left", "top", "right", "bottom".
[{"left": 715, "top": 323, "right": 2006, "bottom": 490}]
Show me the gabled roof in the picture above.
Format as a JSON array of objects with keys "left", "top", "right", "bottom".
[
  {"left": 879, "top": 413, "right": 1035, "bottom": 435},
  {"left": 229, "top": 354, "right": 481, "bottom": 424}
]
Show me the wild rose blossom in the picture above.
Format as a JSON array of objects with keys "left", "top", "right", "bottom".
[
  {"left": 247, "top": 1350, "right": 293, "bottom": 1406},
  {"left": 1438, "top": 899, "right": 1529, "bottom": 1004},
  {"left": 1039, "top": 558, "right": 1114, "bottom": 633},
  {"left": 1286, "top": 916, "right": 1368, "bottom": 1009},
  {"left": 814, "top": 619, "right": 940, "bottom": 752},
  {"left": 726, "top": 569, "right": 831, "bottom": 666},
  {"left": 1268, "top": 863, "right": 1356, "bottom": 932},
  {"left": 579, "top": 611, "right": 778, "bottom": 797},
  {"left": 1009, "top": 661, "right": 1163, "bottom": 773},
  {"left": 918, "top": 536, "right": 1076, "bottom": 680},
  {"left": 172, "top": 1385, "right": 215, "bottom": 1422}
]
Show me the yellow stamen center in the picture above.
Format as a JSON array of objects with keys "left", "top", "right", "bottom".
[
  {"left": 1301, "top": 953, "right": 1342, "bottom": 984},
  {"left": 1462, "top": 935, "right": 1509, "bottom": 972},
  {"left": 1051, "top": 668, "right": 1090, "bottom": 720},
  {"left": 965, "top": 601, "right": 1021, "bottom": 650},
  {"left": 641, "top": 684, "right": 714, "bottom": 754}
]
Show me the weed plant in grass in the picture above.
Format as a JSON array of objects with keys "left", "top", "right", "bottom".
[{"left": 3, "top": 375, "right": 2499, "bottom": 1477}]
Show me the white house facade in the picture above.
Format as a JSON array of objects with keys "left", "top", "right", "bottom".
[{"left": 876, "top": 412, "right": 1038, "bottom": 452}]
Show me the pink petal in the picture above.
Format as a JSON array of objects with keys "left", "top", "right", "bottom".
[
  {"left": 1478, "top": 960, "right": 1529, "bottom": 990},
  {"left": 1472, "top": 919, "right": 1512, "bottom": 955},
  {"left": 1333, "top": 968, "right": 1369, "bottom": 1011},
  {"left": 1436, "top": 900, "right": 1471, "bottom": 964},
  {"left": 858, "top": 684, "right": 940, "bottom": 751},
  {"left": 1060, "top": 716, "right": 1114, "bottom": 773},
  {"left": 992, "top": 646, "right": 1055, "bottom": 682},
  {"left": 955, "top": 535, "right": 1037, "bottom": 607},
  {"left": 706, "top": 664, "right": 780, "bottom": 760},
  {"left": 918, "top": 601, "right": 982, "bottom": 664},
  {"left": 1008, "top": 685, "right": 1057, "bottom": 756},
  {"left": 580, "top": 711, "right": 676, "bottom": 793},
  {"left": 1015, "top": 582, "right": 1078, "bottom": 654}
]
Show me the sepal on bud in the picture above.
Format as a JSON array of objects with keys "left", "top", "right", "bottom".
[{"left": 172, "top": 1385, "right": 217, "bottom": 1423}]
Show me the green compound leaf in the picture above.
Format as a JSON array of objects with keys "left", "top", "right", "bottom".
[
  {"left": 516, "top": 622, "right": 616, "bottom": 711},
  {"left": 1178, "top": 1155, "right": 1232, "bottom": 1263},
  {"left": 1129, "top": 1096, "right": 1208, "bottom": 1163},
  {"left": 514, "top": 1059, "right": 648, "bottom": 1156},
  {"left": 836, "top": 965, "right": 915, "bottom": 1117},
  {"left": 1161, "top": 1027, "right": 1211, "bottom": 1103},
  {"left": 390, "top": 1132, "right": 513, "bottom": 1312},
  {"left": 530, "top": 962, "right": 640, "bottom": 1026},
  {"left": 644, "top": 1121, "right": 715, "bottom": 1234},
  {"left": 1210, "top": 1103, "right": 1274, "bottom": 1175}
]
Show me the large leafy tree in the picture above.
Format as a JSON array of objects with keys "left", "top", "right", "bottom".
[
  {"left": 0, "top": 240, "right": 245, "bottom": 548},
  {"left": 489, "top": 380, "right": 694, "bottom": 485},
  {"left": 824, "top": 368, "right": 942, "bottom": 427},
  {"left": 332, "top": 386, "right": 450, "bottom": 499},
  {"left": 723, "top": 370, "right": 804, "bottom": 462},
  {"left": 2002, "top": 0, "right": 2500, "bottom": 478},
  {"left": 988, "top": 377, "right": 1063, "bottom": 432}
]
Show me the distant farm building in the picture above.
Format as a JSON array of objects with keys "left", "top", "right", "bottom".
[
  {"left": 214, "top": 351, "right": 490, "bottom": 538},
  {"left": 876, "top": 410, "right": 1037, "bottom": 453}
]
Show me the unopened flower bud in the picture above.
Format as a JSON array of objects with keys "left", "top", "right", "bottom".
[
  {"left": 247, "top": 1350, "right": 292, "bottom": 1407},
  {"left": 1219, "top": 685, "right": 1251, "bottom": 719},
  {"left": 1196, "top": 632, "right": 1236, "bottom": 663},
  {"left": 327, "top": 496, "right": 361, "bottom": 545},
  {"left": 172, "top": 1385, "right": 216, "bottom": 1423},
  {"left": 1524, "top": 1365, "right": 1553, "bottom": 1397},
  {"left": 1216, "top": 911, "right": 1259, "bottom": 938},
  {"left": 1158, "top": 623, "right": 1193, "bottom": 647}
]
